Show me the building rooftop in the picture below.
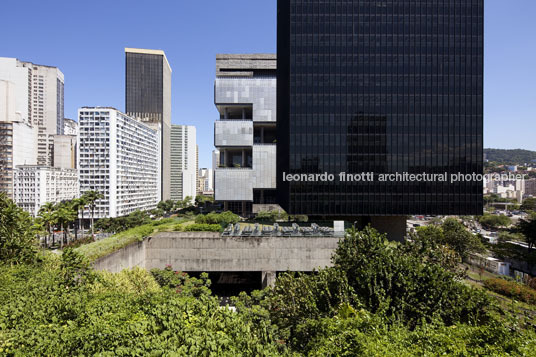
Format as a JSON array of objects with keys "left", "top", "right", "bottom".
[
  {"left": 125, "top": 48, "right": 171, "bottom": 72},
  {"left": 216, "top": 54, "right": 276, "bottom": 77}
]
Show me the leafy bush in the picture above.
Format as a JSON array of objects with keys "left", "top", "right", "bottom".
[
  {"left": 484, "top": 278, "right": 536, "bottom": 305},
  {"left": 0, "top": 263, "right": 281, "bottom": 356},
  {"left": 91, "top": 267, "right": 160, "bottom": 294},
  {"left": 0, "top": 192, "right": 38, "bottom": 264},
  {"left": 95, "top": 210, "right": 151, "bottom": 233},
  {"left": 289, "top": 214, "right": 309, "bottom": 222},
  {"left": 172, "top": 224, "right": 183, "bottom": 231},
  {"left": 478, "top": 213, "right": 512, "bottom": 229},
  {"left": 150, "top": 218, "right": 175, "bottom": 226},
  {"left": 332, "top": 226, "right": 492, "bottom": 327},
  {"left": 195, "top": 211, "right": 239, "bottom": 226},
  {"left": 255, "top": 210, "right": 288, "bottom": 222},
  {"left": 150, "top": 266, "right": 211, "bottom": 298},
  {"left": 184, "top": 224, "right": 221, "bottom": 232}
]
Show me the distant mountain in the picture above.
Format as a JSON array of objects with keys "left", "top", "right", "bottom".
[{"left": 484, "top": 149, "right": 536, "bottom": 165}]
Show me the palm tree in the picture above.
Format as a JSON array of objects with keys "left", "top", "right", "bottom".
[
  {"left": 82, "top": 190, "right": 103, "bottom": 241},
  {"left": 71, "top": 197, "right": 88, "bottom": 241},
  {"left": 38, "top": 202, "right": 57, "bottom": 248},
  {"left": 54, "top": 202, "right": 76, "bottom": 247}
]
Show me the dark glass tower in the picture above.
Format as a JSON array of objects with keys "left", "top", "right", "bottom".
[
  {"left": 277, "top": 0, "right": 484, "bottom": 217},
  {"left": 125, "top": 48, "right": 172, "bottom": 201}
]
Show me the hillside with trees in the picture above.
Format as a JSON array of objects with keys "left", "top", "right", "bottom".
[{"left": 485, "top": 148, "right": 536, "bottom": 164}]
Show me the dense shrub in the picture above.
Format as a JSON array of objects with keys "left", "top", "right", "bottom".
[
  {"left": 0, "top": 263, "right": 281, "bottom": 356},
  {"left": 484, "top": 278, "right": 536, "bottom": 305},
  {"left": 195, "top": 211, "right": 240, "bottom": 226},
  {"left": 184, "top": 224, "right": 221, "bottom": 232},
  {"left": 332, "top": 226, "right": 492, "bottom": 327},
  {"left": 95, "top": 210, "right": 151, "bottom": 233},
  {"left": 150, "top": 218, "right": 175, "bottom": 226},
  {"left": 289, "top": 214, "right": 309, "bottom": 222},
  {"left": 172, "top": 224, "right": 183, "bottom": 231},
  {"left": 254, "top": 210, "right": 288, "bottom": 222},
  {"left": 0, "top": 192, "right": 38, "bottom": 264}
]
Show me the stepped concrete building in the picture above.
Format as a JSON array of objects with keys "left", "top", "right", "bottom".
[{"left": 213, "top": 54, "right": 278, "bottom": 216}]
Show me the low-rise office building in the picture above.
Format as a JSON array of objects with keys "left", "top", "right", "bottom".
[{"left": 13, "top": 165, "right": 78, "bottom": 217}]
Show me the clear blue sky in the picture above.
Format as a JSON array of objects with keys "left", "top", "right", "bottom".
[{"left": 1, "top": 0, "right": 534, "bottom": 168}]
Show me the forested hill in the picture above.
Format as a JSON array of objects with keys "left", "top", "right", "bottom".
[{"left": 484, "top": 149, "right": 536, "bottom": 164}]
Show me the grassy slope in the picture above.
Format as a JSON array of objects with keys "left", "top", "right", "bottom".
[{"left": 75, "top": 218, "right": 194, "bottom": 262}]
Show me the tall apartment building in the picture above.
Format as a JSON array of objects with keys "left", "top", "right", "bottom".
[
  {"left": 170, "top": 125, "right": 197, "bottom": 201},
  {"left": 277, "top": 0, "right": 484, "bottom": 225},
  {"left": 0, "top": 75, "right": 38, "bottom": 198},
  {"left": 213, "top": 54, "right": 277, "bottom": 215},
  {"left": 125, "top": 48, "right": 171, "bottom": 201},
  {"left": 0, "top": 57, "right": 64, "bottom": 167},
  {"left": 13, "top": 165, "right": 77, "bottom": 217},
  {"left": 78, "top": 107, "right": 161, "bottom": 218}
]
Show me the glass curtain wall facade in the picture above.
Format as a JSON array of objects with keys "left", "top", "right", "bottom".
[
  {"left": 277, "top": 0, "right": 484, "bottom": 216},
  {"left": 125, "top": 48, "right": 172, "bottom": 201}
]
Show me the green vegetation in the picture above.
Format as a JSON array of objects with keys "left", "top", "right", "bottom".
[
  {"left": 2, "top": 193, "right": 536, "bottom": 355},
  {"left": 75, "top": 224, "right": 154, "bottom": 262},
  {"left": 478, "top": 213, "right": 512, "bottom": 229},
  {"left": 195, "top": 211, "right": 240, "bottom": 226},
  {"left": 0, "top": 256, "right": 279, "bottom": 356},
  {"left": 521, "top": 198, "right": 536, "bottom": 212},
  {"left": 0, "top": 192, "right": 38, "bottom": 264},
  {"left": 484, "top": 278, "right": 536, "bottom": 305},
  {"left": 184, "top": 223, "right": 222, "bottom": 232},
  {"left": 255, "top": 210, "right": 289, "bottom": 222},
  {"left": 516, "top": 212, "right": 536, "bottom": 250},
  {"left": 484, "top": 148, "right": 536, "bottom": 164},
  {"left": 412, "top": 217, "right": 485, "bottom": 262},
  {"left": 95, "top": 210, "right": 152, "bottom": 234}
]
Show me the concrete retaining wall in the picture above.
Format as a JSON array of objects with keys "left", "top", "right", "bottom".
[
  {"left": 92, "top": 232, "right": 341, "bottom": 274},
  {"left": 144, "top": 232, "right": 340, "bottom": 272},
  {"left": 92, "top": 240, "right": 146, "bottom": 273}
]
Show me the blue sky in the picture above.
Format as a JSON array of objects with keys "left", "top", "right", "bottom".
[{"left": 1, "top": 0, "right": 534, "bottom": 168}]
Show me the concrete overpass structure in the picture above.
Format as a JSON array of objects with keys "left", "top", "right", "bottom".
[{"left": 93, "top": 232, "right": 341, "bottom": 287}]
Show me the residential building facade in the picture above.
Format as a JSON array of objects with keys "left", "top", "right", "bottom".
[
  {"left": 13, "top": 165, "right": 78, "bottom": 217},
  {"left": 170, "top": 125, "right": 197, "bottom": 201},
  {"left": 78, "top": 107, "right": 160, "bottom": 218},
  {"left": 0, "top": 78, "right": 38, "bottom": 198},
  {"left": 277, "top": 0, "right": 484, "bottom": 218},
  {"left": 213, "top": 54, "right": 277, "bottom": 215},
  {"left": 0, "top": 57, "right": 64, "bottom": 167},
  {"left": 125, "top": 48, "right": 171, "bottom": 201}
]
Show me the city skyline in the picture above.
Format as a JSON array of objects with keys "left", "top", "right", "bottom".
[{"left": 1, "top": 0, "right": 535, "bottom": 169}]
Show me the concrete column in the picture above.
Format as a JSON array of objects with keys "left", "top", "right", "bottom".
[
  {"left": 242, "top": 108, "right": 246, "bottom": 119},
  {"left": 224, "top": 108, "right": 229, "bottom": 119},
  {"left": 261, "top": 127, "right": 265, "bottom": 143},
  {"left": 262, "top": 271, "right": 276, "bottom": 288},
  {"left": 242, "top": 150, "right": 246, "bottom": 167}
]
